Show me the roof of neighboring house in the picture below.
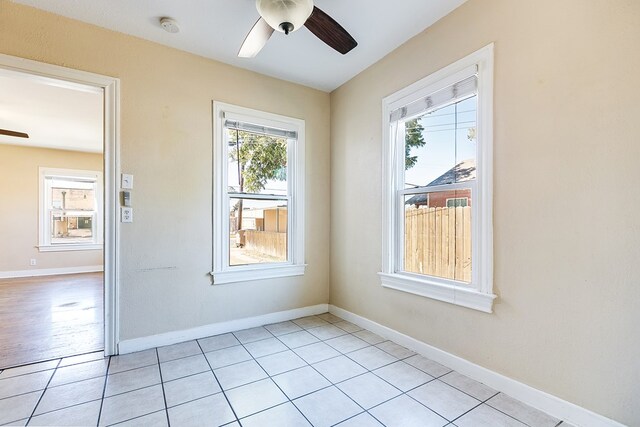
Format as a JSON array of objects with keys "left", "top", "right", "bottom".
[{"left": 405, "top": 159, "right": 476, "bottom": 206}]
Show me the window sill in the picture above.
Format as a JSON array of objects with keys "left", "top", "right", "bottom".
[
  {"left": 38, "top": 244, "right": 103, "bottom": 252},
  {"left": 211, "top": 264, "right": 306, "bottom": 285},
  {"left": 378, "top": 272, "right": 496, "bottom": 313}
]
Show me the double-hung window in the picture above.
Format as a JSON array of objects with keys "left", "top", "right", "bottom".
[
  {"left": 39, "top": 167, "right": 103, "bottom": 251},
  {"left": 212, "top": 102, "right": 305, "bottom": 284},
  {"left": 380, "top": 44, "right": 495, "bottom": 312}
]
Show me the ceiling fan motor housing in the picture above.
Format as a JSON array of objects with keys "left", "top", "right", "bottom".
[{"left": 256, "top": 0, "right": 313, "bottom": 34}]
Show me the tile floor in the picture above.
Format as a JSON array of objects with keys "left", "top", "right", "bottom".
[{"left": 0, "top": 313, "right": 572, "bottom": 427}]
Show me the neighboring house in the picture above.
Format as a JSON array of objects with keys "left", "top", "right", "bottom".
[{"left": 406, "top": 159, "right": 475, "bottom": 208}]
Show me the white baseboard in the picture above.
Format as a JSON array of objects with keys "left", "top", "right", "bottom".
[
  {"left": 119, "top": 303, "right": 329, "bottom": 354},
  {"left": 329, "top": 305, "right": 624, "bottom": 427},
  {"left": 0, "top": 265, "right": 104, "bottom": 279}
]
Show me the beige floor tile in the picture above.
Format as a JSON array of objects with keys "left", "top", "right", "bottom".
[
  {"left": 168, "top": 394, "right": 235, "bottom": 427},
  {"left": 0, "top": 391, "right": 42, "bottom": 425},
  {"left": 98, "top": 384, "right": 165, "bottom": 426},
  {"left": 163, "top": 371, "right": 221, "bottom": 408},
  {"left": 29, "top": 400, "right": 102, "bottom": 426},
  {"left": 105, "top": 364, "right": 161, "bottom": 397},
  {"left": 35, "top": 376, "right": 105, "bottom": 415}
]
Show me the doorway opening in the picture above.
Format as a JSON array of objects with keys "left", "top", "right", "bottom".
[{"left": 0, "top": 55, "right": 119, "bottom": 369}]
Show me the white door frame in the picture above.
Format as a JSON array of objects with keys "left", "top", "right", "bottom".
[{"left": 0, "top": 53, "right": 120, "bottom": 355}]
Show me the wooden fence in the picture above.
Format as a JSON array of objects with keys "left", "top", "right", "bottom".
[
  {"left": 245, "top": 230, "right": 287, "bottom": 259},
  {"left": 404, "top": 206, "right": 471, "bottom": 282}
]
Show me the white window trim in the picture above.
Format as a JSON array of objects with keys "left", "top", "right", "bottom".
[
  {"left": 380, "top": 44, "right": 496, "bottom": 313},
  {"left": 211, "top": 102, "right": 306, "bottom": 285},
  {"left": 38, "top": 167, "right": 104, "bottom": 252}
]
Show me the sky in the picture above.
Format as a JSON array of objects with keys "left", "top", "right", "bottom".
[
  {"left": 226, "top": 94, "right": 477, "bottom": 206},
  {"left": 404, "top": 95, "right": 477, "bottom": 187}
]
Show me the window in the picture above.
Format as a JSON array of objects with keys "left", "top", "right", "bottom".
[
  {"left": 212, "top": 102, "right": 305, "bottom": 284},
  {"left": 446, "top": 198, "right": 469, "bottom": 208},
  {"left": 39, "top": 168, "right": 103, "bottom": 251},
  {"left": 380, "top": 44, "right": 495, "bottom": 313}
]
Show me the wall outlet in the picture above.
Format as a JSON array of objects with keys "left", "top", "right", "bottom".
[
  {"left": 30, "top": 259, "right": 37, "bottom": 266},
  {"left": 121, "top": 207, "right": 133, "bottom": 223}
]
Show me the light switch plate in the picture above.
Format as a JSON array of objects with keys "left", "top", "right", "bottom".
[
  {"left": 121, "top": 173, "right": 133, "bottom": 189},
  {"left": 121, "top": 207, "right": 133, "bottom": 223}
]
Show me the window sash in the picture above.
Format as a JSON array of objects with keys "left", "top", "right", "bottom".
[
  {"left": 228, "top": 192, "right": 289, "bottom": 202},
  {"left": 44, "top": 177, "right": 99, "bottom": 246},
  {"left": 222, "top": 124, "right": 295, "bottom": 270},
  {"left": 49, "top": 210, "right": 97, "bottom": 244}
]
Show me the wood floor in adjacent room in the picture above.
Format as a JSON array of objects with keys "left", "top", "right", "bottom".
[{"left": 0, "top": 272, "right": 103, "bottom": 369}]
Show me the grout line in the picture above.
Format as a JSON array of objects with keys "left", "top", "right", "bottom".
[
  {"left": 104, "top": 408, "right": 167, "bottom": 427},
  {"left": 25, "top": 397, "right": 104, "bottom": 419},
  {"left": 447, "top": 391, "right": 501, "bottom": 425},
  {"left": 483, "top": 393, "right": 541, "bottom": 427},
  {"left": 229, "top": 329, "right": 315, "bottom": 426},
  {"left": 95, "top": 356, "right": 112, "bottom": 427},
  {"left": 154, "top": 348, "right": 171, "bottom": 427},
  {"left": 0, "top": 361, "right": 60, "bottom": 380},
  {"left": 164, "top": 391, "right": 219, "bottom": 411},
  {"left": 196, "top": 338, "right": 241, "bottom": 425},
  {"left": 25, "top": 359, "right": 62, "bottom": 425},
  {"left": 329, "top": 411, "right": 369, "bottom": 426},
  {"left": 0, "top": 348, "right": 104, "bottom": 374}
]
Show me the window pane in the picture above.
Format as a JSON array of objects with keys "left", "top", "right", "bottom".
[
  {"left": 229, "top": 198, "right": 288, "bottom": 266},
  {"left": 404, "top": 189, "right": 472, "bottom": 283},
  {"left": 227, "top": 129, "right": 288, "bottom": 196},
  {"left": 51, "top": 185, "right": 95, "bottom": 211},
  {"left": 403, "top": 95, "right": 477, "bottom": 188},
  {"left": 51, "top": 213, "right": 94, "bottom": 244}
]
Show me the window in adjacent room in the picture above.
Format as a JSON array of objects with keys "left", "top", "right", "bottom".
[
  {"left": 212, "top": 102, "right": 305, "bottom": 284},
  {"left": 39, "top": 168, "right": 103, "bottom": 251},
  {"left": 380, "top": 44, "right": 495, "bottom": 312}
]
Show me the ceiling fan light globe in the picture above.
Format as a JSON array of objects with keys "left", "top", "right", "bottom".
[{"left": 256, "top": 0, "right": 313, "bottom": 33}]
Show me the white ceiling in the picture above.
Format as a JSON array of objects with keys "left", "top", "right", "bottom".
[
  {"left": 0, "top": 69, "right": 103, "bottom": 153},
  {"left": 12, "top": 0, "right": 467, "bottom": 92}
]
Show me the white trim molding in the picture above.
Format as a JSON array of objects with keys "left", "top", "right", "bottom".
[
  {"left": 0, "top": 53, "right": 121, "bottom": 356},
  {"left": 329, "top": 305, "right": 625, "bottom": 427},
  {"left": 211, "top": 102, "right": 306, "bottom": 285},
  {"left": 380, "top": 43, "right": 495, "bottom": 313},
  {"left": 211, "top": 264, "right": 306, "bottom": 285},
  {"left": 379, "top": 272, "right": 496, "bottom": 313},
  {"left": 119, "top": 303, "right": 328, "bottom": 354},
  {"left": 37, "top": 244, "right": 102, "bottom": 252},
  {"left": 0, "top": 265, "right": 104, "bottom": 279}
]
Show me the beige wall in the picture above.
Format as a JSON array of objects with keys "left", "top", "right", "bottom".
[
  {"left": 330, "top": 0, "right": 639, "bottom": 425},
  {"left": 0, "top": 144, "right": 103, "bottom": 272},
  {"left": 0, "top": 1, "right": 330, "bottom": 340}
]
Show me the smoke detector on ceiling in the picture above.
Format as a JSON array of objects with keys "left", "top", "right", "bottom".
[{"left": 160, "top": 17, "right": 180, "bottom": 34}]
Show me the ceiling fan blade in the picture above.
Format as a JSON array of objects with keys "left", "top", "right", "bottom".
[
  {"left": 304, "top": 6, "right": 357, "bottom": 55},
  {"left": 0, "top": 129, "right": 29, "bottom": 138},
  {"left": 238, "top": 17, "right": 275, "bottom": 58}
]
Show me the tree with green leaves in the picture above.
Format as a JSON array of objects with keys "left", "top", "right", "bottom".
[
  {"left": 228, "top": 130, "right": 287, "bottom": 230},
  {"left": 404, "top": 118, "right": 426, "bottom": 170}
]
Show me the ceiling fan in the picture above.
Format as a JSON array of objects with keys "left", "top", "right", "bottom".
[
  {"left": 238, "top": 0, "right": 358, "bottom": 58},
  {"left": 0, "top": 129, "right": 29, "bottom": 138}
]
